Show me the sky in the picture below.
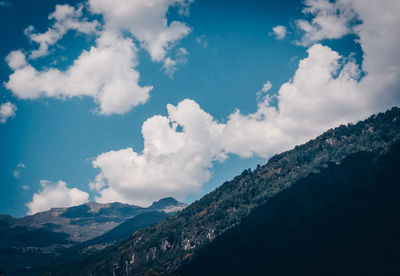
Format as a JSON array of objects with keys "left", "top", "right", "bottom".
[{"left": 0, "top": 0, "right": 399, "bottom": 217}]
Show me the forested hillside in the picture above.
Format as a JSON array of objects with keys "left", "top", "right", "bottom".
[
  {"left": 59, "top": 107, "right": 400, "bottom": 275},
  {"left": 177, "top": 141, "right": 400, "bottom": 275}
]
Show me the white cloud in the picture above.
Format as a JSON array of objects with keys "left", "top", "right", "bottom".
[
  {"left": 92, "top": 45, "right": 365, "bottom": 201},
  {"left": 5, "top": 0, "right": 192, "bottom": 114},
  {"left": 90, "top": 43, "right": 367, "bottom": 201},
  {"left": 272, "top": 25, "right": 287, "bottom": 40},
  {"left": 295, "top": 0, "right": 400, "bottom": 107},
  {"left": 5, "top": 31, "right": 152, "bottom": 115},
  {"left": 222, "top": 44, "right": 368, "bottom": 157},
  {"left": 296, "top": 0, "right": 356, "bottom": 45},
  {"left": 26, "top": 180, "right": 89, "bottom": 215},
  {"left": 224, "top": 0, "right": 400, "bottom": 157},
  {"left": 0, "top": 101, "right": 17, "bottom": 123},
  {"left": 162, "top": 47, "right": 188, "bottom": 77},
  {"left": 88, "top": 0, "right": 192, "bottom": 63},
  {"left": 90, "top": 99, "right": 226, "bottom": 206},
  {"left": 256, "top": 81, "right": 272, "bottom": 102},
  {"left": 10, "top": 0, "right": 399, "bottom": 207},
  {"left": 91, "top": 0, "right": 400, "bottom": 204},
  {"left": 5, "top": 50, "right": 27, "bottom": 70},
  {"left": 26, "top": 4, "right": 100, "bottom": 59}
]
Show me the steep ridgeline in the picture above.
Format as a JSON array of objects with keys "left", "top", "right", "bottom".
[
  {"left": 62, "top": 107, "right": 400, "bottom": 276},
  {"left": 177, "top": 140, "right": 400, "bottom": 275},
  {"left": 0, "top": 197, "right": 186, "bottom": 275}
]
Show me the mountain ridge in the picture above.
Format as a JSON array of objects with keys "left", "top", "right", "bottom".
[
  {"left": 177, "top": 141, "right": 400, "bottom": 275},
  {"left": 1, "top": 197, "right": 187, "bottom": 243},
  {"left": 0, "top": 197, "right": 187, "bottom": 275},
  {"left": 59, "top": 107, "right": 400, "bottom": 275}
]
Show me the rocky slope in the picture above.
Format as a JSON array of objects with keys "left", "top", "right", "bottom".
[
  {"left": 60, "top": 107, "right": 400, "bottom": 275},
  {"left": 5, "top": 198, "right": 186, "bottom": 243},
  {"left": 0, "top": 198, "right": 186, "bottom": 275}
]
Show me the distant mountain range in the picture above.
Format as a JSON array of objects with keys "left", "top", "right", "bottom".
[
  {"left": 0, "top": 197, "right": 186, "bottom": 275},
  {"left": 52, "top": 107, "right": 400, "bottom": 275}
]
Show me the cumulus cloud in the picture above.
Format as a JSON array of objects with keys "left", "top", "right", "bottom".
[
  {"left": 296, "top": 0, "right": 356, "bottom": 45},
  {"left": 91, "top": 44, "right": 365, "bottom": 202},
  {"left": 5, "top": 32, "right": 152, "bottom": 115},
  {"left": 25, "top": 4, "right": 100, "bottom": 59},
  {"left": 26, "top": 180, "right": 89, "bottom": 215},
  {"left": 0, "top": 101, "right": 17, "bottom": 123},
  {"left": 89, "top": 0, "right": 192, "bottom": 62},
  {"left": 222, "top": 44, "right": 368, "bottom": 157},
  {"left": 91, "top": 0, "right": 400, "bottom": 205},
  {"left": 295, "top": 0, "right": 400, "bottom": 107},
  {"left": 272, "top": 25, "right": 287, "bottom": 40},
  {"left": 90, "top": 99, "right": 226, "bottom": 206},
  {"left": 89, "top": 43, "right": 366, "bottom": 202},
  {"left": 226, "top": 0, "right": 400, "bottom": 156},
  {"left": 5, "top": 0, "right": 193, "bottom": 114},
  {"left": 5, "top": 50, "right": 27, "bottom": 70}
]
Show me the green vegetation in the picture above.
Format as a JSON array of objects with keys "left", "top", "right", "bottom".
[
  {"left": 57, "top": 107, "right": 400, "bottom": 276},
  {"left": 177, "top": 141, "right": 400, "bottom": 275}
]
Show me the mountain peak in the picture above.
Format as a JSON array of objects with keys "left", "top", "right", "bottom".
[{"left": 150, "top": 197, "right": 186, "bottom": 211}]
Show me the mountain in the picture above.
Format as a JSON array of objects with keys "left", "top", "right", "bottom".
[
  {"left": 2, "top": 198, "right": 187, "bottom": 243},
  {"left": 177, "top": 141, "right": 400, "bottom": 275},
  {"left": 83, "top": 211, "right": 169, "bottom": 246},
  {"left": 57, "top": 107, "right": 400, "bottom": 275},
  {"left": 0, "top": 197, "right": 186, "bottom": 275},
  {"left": 149, "top": 197, "right": 187, "bottom": 213},
  {"left": 0, "top": 219, "right": 72, "bottom": 276}
]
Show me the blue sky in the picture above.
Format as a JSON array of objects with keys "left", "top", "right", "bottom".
[{"left": 1, "top": 0, "right": 399, "bottom": 217}]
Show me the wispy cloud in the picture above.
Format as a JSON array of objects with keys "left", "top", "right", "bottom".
[
  {"left": 12, "top": 163, "right": 26, "bottom": 179},
  {"left": 256, "top": 81, "right": 272, "bottom": 102},
  {"left": 196, "top": 36, "right": 208, "bottom": 48}
]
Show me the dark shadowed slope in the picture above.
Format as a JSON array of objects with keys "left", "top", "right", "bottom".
[
  {"left": 84, "top": 211, "right": 169, "bottom": 246},
  {"left": 177, "top": 141, "right": 400, "bottom": 276},
  {"left": 0, "top": 221, "right": 72, "bottom": 276},
  {"left": 59, "top": 107, "right": 400, "bottom": 275}
]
